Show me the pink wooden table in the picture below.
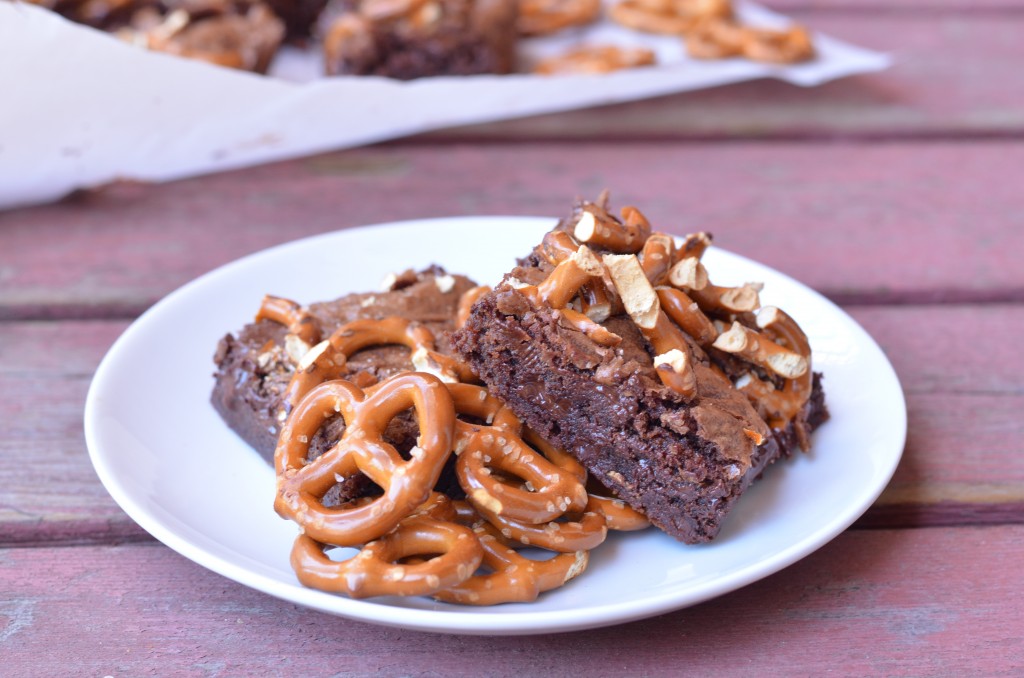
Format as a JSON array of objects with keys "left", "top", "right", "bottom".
[{"left": 3, "top": 1, "right": 1024, "bottom": 674}]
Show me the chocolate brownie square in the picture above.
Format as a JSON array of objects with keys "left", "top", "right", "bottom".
[
  {"left": 452, "top": 200, "right": 828, "bottom": 543},
  {"left": 321, "top": 0, "right": 517, "bottom": 78}
]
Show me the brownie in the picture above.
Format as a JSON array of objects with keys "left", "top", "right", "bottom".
[
  {"left": 321, "top": 0, "right": 517, "bottom": 79},
  {"left": 211, "top": 266, "right": 477, "bottom": 462},
  {"left": 452, "top": 209, "right": 828, "bottom": 544}
]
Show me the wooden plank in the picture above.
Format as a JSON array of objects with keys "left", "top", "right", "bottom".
[
  {"left": 1, "top": 306, "right": 1021, "bottom": 544},
  {"left": 0, "top": 321, "right": 149, "bottom": 545},
  {"left": 1, "top": 527, "right": 1022, "bottom": 674},
  {"left": 428, "top": 13, "right": 1024, "bottom": 141},
  {"left": 2, "top": 141, "right": 1024, "bottom": 319}
]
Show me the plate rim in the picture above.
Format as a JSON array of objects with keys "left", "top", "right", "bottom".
[{"left": 84, "top": 215, "right": 907, "bottom": 635}]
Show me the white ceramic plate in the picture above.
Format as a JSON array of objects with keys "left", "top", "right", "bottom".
[{"left": 84, "top": 216, "right": 905, "bottom": 635}]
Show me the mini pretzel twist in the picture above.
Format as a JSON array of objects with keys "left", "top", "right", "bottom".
[
  {"left": 534, "top": 46, "right": 656, "bottom": 75},
  {"left": 456, "top": 427, "right": 589, "bottom": 525},
  {"left": 432, "top": 522, "right": 589, "bottom": 605},
  {"left": 290, "top": 513, "right": 483, "bottom": 598},
  {"left": 275, "top": 373, "right": 456, "bottom": 546},
  {"left": 687, "top": 18, "right": 814, "bottom": 64},
  {"left": 517, "top": 0, "right": 601, "bottom": 36},
  {"left": 255, "top": 294, "right": 321, "bottom": 346},
  {"left": 447, "top": 382, "right": 523, "bottom": 442},
  {"left": 456, "top": 286, "right": 492, "bottom": 329},
  {"left": 608, "top": 0, "right": 731, "bottom": 34},
  {"left": 284, "top": 316, "right": 473, "bottom": 409},
  {"left": 481, "top": 501, "right": 608, "bottom": 552},
  {"left": 527, "top": 429, "right": 651, "bottom": 532}
]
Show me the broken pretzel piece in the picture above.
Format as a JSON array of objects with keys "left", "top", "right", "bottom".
[
  {"left": 690, "top": 281, "right": 762, "bottom": 315},
  {"left": 574, "top": 204, "right": 651, "bottom": 254},
  {"left": 713, "top": 320, "right": 808, "bottom": 379}
]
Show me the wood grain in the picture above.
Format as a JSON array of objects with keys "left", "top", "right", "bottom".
[
  {"left": 429, "top": 13, "right": 1024, "bottom": 141},
  {"left": 3, "top": 142, "right": 1024, "bottom": 319},
  {"left": 1, "top": 527, "right": 1022, "bottom": 675},
  {"left": 1, "top": 304, "right": 1021, "bottom": 545}
]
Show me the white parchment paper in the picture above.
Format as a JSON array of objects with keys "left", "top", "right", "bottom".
[{"left": 0, "top": 1, "right": 889, "bottom": 209}]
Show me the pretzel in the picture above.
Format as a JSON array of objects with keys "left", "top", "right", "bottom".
[
  {"left": 656, "top": 286, "right": 718, "bottom": 346},
  {"left": 573, "top": 204, "right": 651, "bottom": 254},
  {"left": 712, "top": 320, "right": 808, "bottom": 379},
  {"left": 360, "top": 0, "right": 429, "bottom": 21},
  {"left": 482, "top": 501, "right": 608, "bottom": 551},
  {"left": 518, "top": 0, "right": 601, "bottom": 36},
  {"left": 513, "top": 244, "right": 622, "bottom": 346},
  {"left": 290, "top": 513, "right": 482, "bottom": 598},
  {"left": 527, "top": 429, "right": 650, "bottom": 532},
  {"left": 588, "top": 494, "right": 651, "bottom": 531},
  {"left": 609, "top": 0, "right": 731, "bottom": 35},
  {"left": 457, "top": 427, "right": 589, "bottom": 525},
  {"left": 554, "top": 307, "right": 623, "bottom": 346},
  {"left": 255, "top": 294, "right": 321, "bottom": 346},
  {"left": 275, "top": 373, "right": 455, "bottom": 546},
  {"left": 640, "top": 233, "right": 676, "bottom": 286},
  {"left": 690, "top": 281, "right": 763, "bottom": 315},
  {"left": 608, "top": 1, "right": 700, "bottom": 35},
  {"left": 127, "top": 5, "right": 284, "bottom": 73},
  {"left": 534, "top": 46, "right": 657, "bottom": 75},
  {"left": 539, "top": 230, "right": 580, "bottom": 265},
  {"left": 539, "top": 231, "right": 618, "bottom": 322},
  {"left": 447, "top": 382, "right": 522, "bottom": 439},
  {"left": 456, "top": 286, "right": 492, "bottom": 329},
  {"left": 432, "top": 522, "right": 589, "bottom": 605},
  {"left": 686, "top": 18, "right": 815, "bottom": 64},
  {"left": 684, "top": 16, "right": 746, "bottom": 58},
  {"left": 675, "top": 231, "right": 713, "bottom": 262},
  {"left": 667, "top": 256, "right": 709, "bottom": 291},
  {"left": 528, "top": 245, "right": 604, "bottom": 309},
  {"left": 284, "top": 316, "right": 472, "bottom": 408},
  {"left": 602, "top": 253, "right": 660, "bottom": 329},
  {"left": 731, "top": 307, "right": 814, "bottom": 446},
  {"left": 742, "top": 25, "right": 814, "bottom": 64},
  {"left": 653, "top": 348, "right": 698, "bottom": 399}
]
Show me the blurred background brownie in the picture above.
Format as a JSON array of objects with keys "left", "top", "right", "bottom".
[{"left": 321, "top": 0, "right": 517, "bottom": 79}]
